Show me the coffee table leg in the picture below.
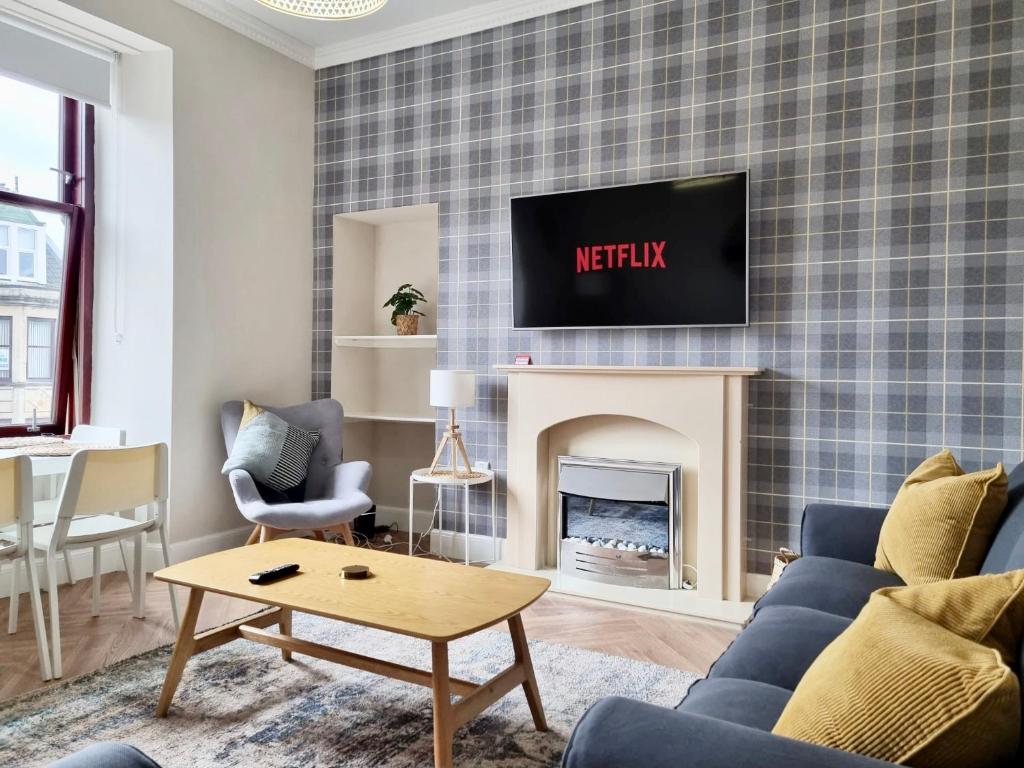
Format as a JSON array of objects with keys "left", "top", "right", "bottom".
[
  {"left": 156, "top": 587, "right": 204, "bottom": 717},
  {"left": 279, "top": 607, "right": 293, "bottom": 661},
  {"left": 509, "top": 613, "right": 547, "bottom": 731},
  {"left": 431, "top": 641, "right": 454, "bottom": 768}
]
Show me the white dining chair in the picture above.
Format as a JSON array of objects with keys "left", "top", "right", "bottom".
[
  {"left": 32, "top": 443, "right": 179, "bottom": 678},
  {"left": 1, "top": 455, "right": 53, "bottom": 681},
  {"left": 59, "top": 425, "right": 128, "bottom": 589}
]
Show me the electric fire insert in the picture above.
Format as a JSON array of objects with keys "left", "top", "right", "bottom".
[{"left": 557, "top": 456, "right": 682, "bottom": 589}]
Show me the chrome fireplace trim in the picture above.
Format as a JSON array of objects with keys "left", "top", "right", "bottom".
[{"left": 556, "top": 455, "right": 683, "bottom": 589}]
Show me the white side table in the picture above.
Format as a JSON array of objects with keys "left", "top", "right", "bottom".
[{"left": 408, "top": 467, "right": 497, "bottom": 564}]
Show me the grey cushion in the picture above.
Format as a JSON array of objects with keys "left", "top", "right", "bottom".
[
  {"left": 222, "top": 399, "right": 343, "bottom": 501},
  {"left": 676, "top": 678, "right": 792, "bottom": 732},
  {"left": 753, "top": 555, "right": 904, "bottom": 619},
  {"left": 49, "top": 743, "right": 160, "bottom": 768},
  {"left": 707, "top": 606, "right": 851, "bottom": 690},
  {"left": 222, "top": 409, "right": 320, "bottom": 491}
]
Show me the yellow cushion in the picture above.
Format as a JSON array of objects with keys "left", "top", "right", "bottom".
[
  {"left": 882, "top": 570, "right": 1024, "bottom": 668},
  {"left": 239, "top": 399, "right": 265, "bottom": 430},
  {"left": 773, "top": 573, "right": 1024, "bottom": 767},
  {"left": 875, "top": 450, "right": 1007, "bottom": 584}
]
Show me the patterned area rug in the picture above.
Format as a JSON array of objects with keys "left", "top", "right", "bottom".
[{"left": 0, "top": 613, "right": 698, "bottom": 767}]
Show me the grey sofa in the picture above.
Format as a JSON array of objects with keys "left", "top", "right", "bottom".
[
  {"left": 49, "top": 743, "right": 159, "bottom": 768},
  {"left": 563, "top": 462, "right": 1024, "bottom": 768}
]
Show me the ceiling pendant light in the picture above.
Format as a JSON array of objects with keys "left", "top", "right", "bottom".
[{"left": 253, "top": 0, "right": 388, "bottom": 20}]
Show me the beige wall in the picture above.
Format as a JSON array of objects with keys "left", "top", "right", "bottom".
[{"left": 67, "top": 0, "right": 314, "bottom": 544}]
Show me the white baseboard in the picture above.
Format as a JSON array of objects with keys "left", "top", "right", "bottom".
[
  {"left": 429, "top": 530, "right": 504, "bottom": 563},
  {"left": 745, "top": 573, "right": 770, "bottom": 600},
  {"left": 374, "top": 503, "right": 436, "bottom": 534}
]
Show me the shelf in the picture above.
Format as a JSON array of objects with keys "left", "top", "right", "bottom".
[
  {"left": 334, "top": 334, "right": 437, "bottom": 349},
  {"left": 344, "top": 412, "right": 436, "bottom": 424}
]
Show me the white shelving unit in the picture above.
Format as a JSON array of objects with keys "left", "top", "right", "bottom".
[
  {"left": 344, "top": 412, "right": 436, "bottom": 424},
  {"left": 334, "top": 334, "right": 438, "bottom": 349},
  {"left": 331, "top": 203, "right": 439, "bottom": 521}
]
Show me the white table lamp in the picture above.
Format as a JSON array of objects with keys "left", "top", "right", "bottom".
[{"left": 429, "top": 369, "right": 477, "bottom": 477}]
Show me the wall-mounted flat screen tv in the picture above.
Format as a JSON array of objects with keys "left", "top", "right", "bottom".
[{"left": 511, "top": 172, "right": 748, "bottom": 329}]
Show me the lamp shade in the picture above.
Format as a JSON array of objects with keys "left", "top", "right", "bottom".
[{"left": 430, "top": 370, "right": 475, "bottom": 408}]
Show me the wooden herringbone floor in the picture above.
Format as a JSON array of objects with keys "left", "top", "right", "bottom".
[{"left": 0, "top": 539, "right": 736, "bottom": 703}]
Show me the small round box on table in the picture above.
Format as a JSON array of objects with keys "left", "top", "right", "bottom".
[{"left": 408, "top": 467, "right": 497, "bottom": 564}]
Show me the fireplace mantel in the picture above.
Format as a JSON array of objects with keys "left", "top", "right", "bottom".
[
  {"left": 493, "top": 363, "right": 761, "bottom": 624},
  {"left": 496, "top": 365, "right": 762, "bottom": 376}
]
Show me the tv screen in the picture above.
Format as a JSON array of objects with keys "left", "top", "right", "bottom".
[{"left": 511, "top": 172, "right": 748, "bottom": 329}]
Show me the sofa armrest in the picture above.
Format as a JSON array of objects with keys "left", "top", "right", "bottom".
[
  {"left": 563, "top": 697, "right": 893, "bottom": 768},
  {"left": 49, "top": 743, "right": 161, "bottom": 768},
  {"left": 800, "top": 503, "right": 889, "bottom": 565}
]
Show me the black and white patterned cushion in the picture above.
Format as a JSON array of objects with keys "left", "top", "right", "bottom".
[{"left": 266, "top": 426, "right": 320, "bottom": 491}]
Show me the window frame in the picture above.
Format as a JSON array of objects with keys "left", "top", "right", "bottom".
[{"left": 0, "top": 94, "right": 93, "bottom": 435}]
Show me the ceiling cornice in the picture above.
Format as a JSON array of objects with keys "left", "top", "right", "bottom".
[
  {"left": 172, "top": 0, "right": 314, "bottom": 67},
  {"left": 171, "top": 0, "right": 591, "bottom": 71},
  {"left": 313, "top": 0, "right": 591, "bottom": 69}
]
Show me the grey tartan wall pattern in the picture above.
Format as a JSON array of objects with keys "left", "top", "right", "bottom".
[{"left": 313, "top": 0, "right": 1024, "bottom": 575}]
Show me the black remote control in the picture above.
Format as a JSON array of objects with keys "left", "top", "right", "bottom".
[{"left": 248, "top": 563, "right": 300, "bottom": 585}]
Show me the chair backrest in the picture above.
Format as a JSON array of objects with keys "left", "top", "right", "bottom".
[
  {"left": 69, "top": 424, "right": 127, "bottom": 446},
  {"left": 220, "top": 399, "right": 343, "bottom": 501},
  {"left": 57, "top": 444, "right": 168, "bottom": 523},
  {"left": 0, "top": 455, "right": 34, "bottom": 558}
]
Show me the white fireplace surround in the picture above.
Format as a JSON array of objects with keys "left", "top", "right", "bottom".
[{"left": 493, "top": 365, "right": 761, "bottom": 624}]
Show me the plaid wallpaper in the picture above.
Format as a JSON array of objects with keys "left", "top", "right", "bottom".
[{"left": 314, "top": 0, "right": 1024, "bottom": 575}]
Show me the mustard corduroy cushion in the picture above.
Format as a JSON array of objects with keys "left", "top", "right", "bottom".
[
  {"left": 239, "top": 399, "right": 265, "bottom": 430},
  {"left": 883, "top": 570, "right": 1024, "bottom": 668},
  {"left": 874, "top": 450, "right": 1007, "bottom": 584},
  {"left": 773, "top": 574, "right": 1024, "bottom": 767}
]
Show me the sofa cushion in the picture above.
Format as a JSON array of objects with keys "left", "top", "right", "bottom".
[
  {"left": 754, "top": 556, "right": 904, "bottom": 619},
  {"left": 875, "top": 449, "right": 1007, "bottom": 584},
  {"left": 707, "top": 606, "right": 851, "bottom": 690},
  {"left": 221, "top": 400, "right": 321, "bottom": 492},
  {"left": 773, "top": 579, "right": 1022, "bottom": 767},
  {"left": 676, "top": 678, "right": 791, "bottom": 732}
]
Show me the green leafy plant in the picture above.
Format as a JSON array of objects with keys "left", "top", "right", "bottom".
[{"left": 382, "top": 283, "right": 428, "bottom": 326}]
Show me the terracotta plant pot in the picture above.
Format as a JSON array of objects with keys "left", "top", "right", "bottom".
[{"left": 395, "top": 315, "right": 419, "bottom": 335}]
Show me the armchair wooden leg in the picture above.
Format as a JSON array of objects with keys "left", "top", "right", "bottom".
[
  {"left": 259, "top": 526, "right": 274, "bottom": 544},
  {"left": 338, "top": 523, "right": 354, "bottom": 546},
  {"left": 245, "top": 526, "right": 261, "bottom": 546},
  {"left": 312, "top": 530, "right": 327, "bottom": 542}
]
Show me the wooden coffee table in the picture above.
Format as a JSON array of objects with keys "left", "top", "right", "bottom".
[{"left": 154, "top": 539, "right": 550, "bottom": 767}]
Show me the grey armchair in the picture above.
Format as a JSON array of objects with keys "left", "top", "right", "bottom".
[{"left": 220, "top": 399, "right": 372, "bottom": 545}]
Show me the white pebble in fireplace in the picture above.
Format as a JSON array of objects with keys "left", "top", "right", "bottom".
[{"left": 558, "top": 456, "right": 682, "bottom": 590}]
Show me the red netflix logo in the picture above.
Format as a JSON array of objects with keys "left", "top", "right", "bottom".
[{"left": 576, "top": 241, "right": 667, "bottom": 273}]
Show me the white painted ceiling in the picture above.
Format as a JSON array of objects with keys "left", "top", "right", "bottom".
[
  {"left": 178, "top": 0, "right": 589, "bottom": 68},
  {"left": 222, "top": 0, "right": 485, "bottom": 49}
]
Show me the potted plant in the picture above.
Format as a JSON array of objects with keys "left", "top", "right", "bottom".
[{"left": 383, "top": 283, "right": 428, "bottom": 335}]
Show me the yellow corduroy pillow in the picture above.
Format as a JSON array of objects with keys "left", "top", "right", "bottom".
[
  {"left": 773, "top": 571, "right": 1024, "bottom": 767},
  {"left": 875, "top": 450, "right": 1007, "bottom": 584}
]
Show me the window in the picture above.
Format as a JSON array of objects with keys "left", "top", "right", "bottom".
[
  {"left": 17, "top": 227, "right": 37, "bottom": 279},
  {"left": 0, "top": 317, "right": 10, "bottom": 382},
  {"left": 27, "top": 318, "right": 54, "bottom": 380},
  {"left": 0, "top": 73, "right": 94, "bottom": 432}
]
